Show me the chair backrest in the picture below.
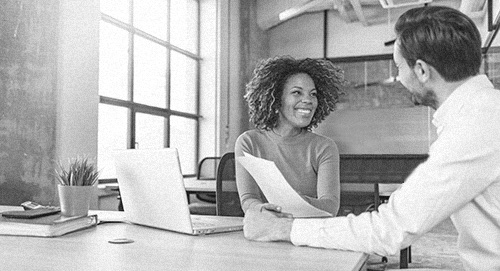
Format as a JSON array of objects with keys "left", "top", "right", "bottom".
[
  {"left": 193, "top": 156, "right": 220, "bottom": 205},
  {"left": 197, "top": 156, "right": 221, "bottom": 180},
  {"left": 216, "top": 152, "right": 244, "bottom": 217}
]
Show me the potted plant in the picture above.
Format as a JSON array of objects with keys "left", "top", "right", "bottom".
[{"left": 55, "top": 157, "right": 100, "bottom": 216}]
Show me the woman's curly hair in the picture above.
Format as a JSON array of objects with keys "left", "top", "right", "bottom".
[{"left": 244, "top": 55, "right": 345, "bottom": 130}]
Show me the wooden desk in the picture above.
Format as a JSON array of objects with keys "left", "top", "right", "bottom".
[
  {"left": 98, "top": 177, "right": 237, "bottom": 194},
  {"left": 184, "top": 177, "right": 238, "bottom": 193},
  {"left": 98, "top": 178, "right": 225, "bottom": 211},
  {"left": 183, "top": 177, "right": 216, "bottom": 193},
  {"left": 0, "top": 207, "right": 367, "bottom": 271}
]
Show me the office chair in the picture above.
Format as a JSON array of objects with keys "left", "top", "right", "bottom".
[
  {"left": 195, "top": 156, "right": 220, "bottom": 203},
  {"left": 216, "top": 152, "right": 244, "bottom": 217},
  {"left": 188, "top": 157, "right": 220, "bottom": 215}
]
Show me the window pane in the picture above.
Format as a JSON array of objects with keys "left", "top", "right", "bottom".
[
  {"left": 100, "top": 0, "right": 129, "bottom": 23},
  {"left": 336, "top": 60, "right": 412, "bottom": 110},
  {"left": 98, "top": 104, "right": 129, "bottom": 179},
  {"left": 133, "top": 36, "right": 167, "bottom": 108},
  {"left": 170, "top": 51, "right": 197, "bottom": 114},
  {"left": 99, "top": 22, "right": 129, "bottom": 100},
  {"left": 485, "top": 49, "right": 500, "bottom": 89},
  {"left": 170, "top": 0, "right": 198, "bottom": 53},
  {"left": 170, "top": 116, "right": 196, "bottom": 175},
  {"left": 134, "top": 0, "right": 168, "bottom": 40},
  {"left": 136, "top": 113, "right": 165, "bottom": 149}
]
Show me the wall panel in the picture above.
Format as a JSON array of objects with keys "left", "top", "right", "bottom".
[
  {"left": 0, "top": 1, "right": 59, "bottom": 205},
  {"left": 269, "top": 12, "right": 323, "bottom": 59}
]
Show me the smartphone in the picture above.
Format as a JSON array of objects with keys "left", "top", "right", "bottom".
[{"left": 2, "top": 208, "right": 60, "bottom": 219}]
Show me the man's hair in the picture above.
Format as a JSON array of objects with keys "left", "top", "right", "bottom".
[
  {"left": 395, "top": 6, "right": 482, "bottom": 81},
  {"left": 244, "top": 56, "right": 344, "bottom": 130}
]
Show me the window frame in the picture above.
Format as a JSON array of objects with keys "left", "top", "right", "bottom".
[{"left": 98, "top": 0, "right": 202, "bottom": 182}]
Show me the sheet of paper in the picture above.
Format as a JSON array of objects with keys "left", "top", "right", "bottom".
[{"left": 236, "top": 152, "right": 332, "bottom": 218}]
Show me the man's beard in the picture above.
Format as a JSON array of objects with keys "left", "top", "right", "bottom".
[{"left": 411, "top": 89, "right": 438, "bottom": 110}]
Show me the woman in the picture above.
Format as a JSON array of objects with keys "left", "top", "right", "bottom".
[{"left": 235, "top": 55, "right": 344, "bottom": 216}]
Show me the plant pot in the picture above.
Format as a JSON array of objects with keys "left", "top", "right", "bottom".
[{"left": 57, "top": 185, "right": 93, "bottom": 217}]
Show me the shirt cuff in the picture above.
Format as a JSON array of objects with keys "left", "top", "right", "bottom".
[{"left": 290, "top": 218, "right": 321, "bottom": 246}]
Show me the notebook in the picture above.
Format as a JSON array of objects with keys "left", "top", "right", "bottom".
[
  {"left": 0, "top": 212, "right": 98, "bottom": 237},
  {"left": 113, "top": 148, "right": 243, "bottom": 235}
]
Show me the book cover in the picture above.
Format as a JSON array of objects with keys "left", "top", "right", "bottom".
[{"left": 0, "top": 213, "right": 98, "bottom": 237}]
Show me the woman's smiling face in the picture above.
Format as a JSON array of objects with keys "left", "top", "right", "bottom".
[{"left": 276, "top": 73, "right": 318, "bottom": 132}]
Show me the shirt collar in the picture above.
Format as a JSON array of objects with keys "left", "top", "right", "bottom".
[{"left": 432, "top": 75, "right": 493, "bottom": 132}]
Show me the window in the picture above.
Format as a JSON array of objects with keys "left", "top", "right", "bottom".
[
  {"left": 98, "top": 0, "right": 201, "bottom": 180},
  {"left": 328, "top": 56, "right": 411, "bottom": 111},
  {"left": 319, "top": 54, "right": 433, "bottom": 155},
  {"left": 483, "top": 47, "right": 500, "bottom": 89}
]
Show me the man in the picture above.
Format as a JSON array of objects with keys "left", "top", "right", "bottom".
[{"left": 243, "top": 6, "right": 500, "bottom": 271}]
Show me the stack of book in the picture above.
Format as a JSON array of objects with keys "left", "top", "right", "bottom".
[{"left": 0, "top": 212, "right": 98, "bottom": 237}]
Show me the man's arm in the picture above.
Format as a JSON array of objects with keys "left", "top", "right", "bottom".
[
  {"left": 244, "top": 110, "right": 500, "bottom": 256},
  {"left": 243, "top": 208, "right": 293, "bottom": 242}
]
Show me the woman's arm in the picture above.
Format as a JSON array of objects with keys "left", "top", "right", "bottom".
[
  {"left": 305, "top": 141, "right": 340, "bottom": 216},
  {"left": 235, "top": 134, "right": 265, "bottom": 213}
]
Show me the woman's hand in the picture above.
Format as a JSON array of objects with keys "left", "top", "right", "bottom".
[{"left": 252, "top": 203, "right": 292, "bottom": 218}]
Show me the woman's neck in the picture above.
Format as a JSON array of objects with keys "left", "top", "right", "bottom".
[{"left": 272, "top": 127, "right": 302, "bottom": 137}]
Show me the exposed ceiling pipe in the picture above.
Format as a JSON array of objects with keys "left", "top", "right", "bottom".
[
  {"left": 378, "top": 0, "right": 432, "bottom": 9},
  {"left": 258, "top": 0, "right": 334, "bottom": 30}
]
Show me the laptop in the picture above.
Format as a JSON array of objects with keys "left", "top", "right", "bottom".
[{"left": 113, "top": 148, "right": 243, "bottom": 235}]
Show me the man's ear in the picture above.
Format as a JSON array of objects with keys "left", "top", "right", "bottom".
[{"left": 413, "top": 59, "right": 431, "bottom": 83}]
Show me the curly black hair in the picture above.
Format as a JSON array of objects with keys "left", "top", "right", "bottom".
[{"left": 244, "top": 55, "right": 344, "bottom": 130}]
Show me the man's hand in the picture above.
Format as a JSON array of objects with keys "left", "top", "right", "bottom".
[{"left": 243, "top": 207, "right": 294, "bottom": 242}]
